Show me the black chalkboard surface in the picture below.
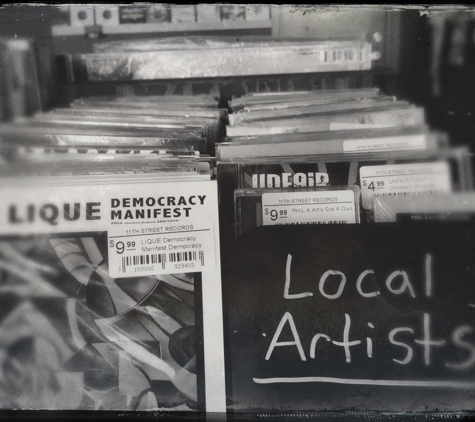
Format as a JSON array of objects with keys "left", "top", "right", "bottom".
[{"left": 221, "top": 223, "right": 475, "bottom": 415}]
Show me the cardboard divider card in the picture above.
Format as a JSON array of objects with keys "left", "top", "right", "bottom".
[
  {"left": 220, "top": 224, "right": 475, "bottom": 413},
  {"left": 360, "top": 162, "right": 452, "bottom": 210},
  {"left": 108, "top": 220, "right": 216, "bottom": 278}
]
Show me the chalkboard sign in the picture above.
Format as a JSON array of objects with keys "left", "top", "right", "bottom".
[{"left": 221, "top": 223, "right": 475, "bottom": 414}]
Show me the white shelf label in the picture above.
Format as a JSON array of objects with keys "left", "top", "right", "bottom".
[{"left": 262, "top": 190, "right": 357, "bottom": 226}]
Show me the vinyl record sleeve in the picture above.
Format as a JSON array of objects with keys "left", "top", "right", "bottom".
[
  {"left": 170, "top": 5, "right": 197, "bottom": 24},
  {"left": 91, "top": 36, "right": 368, "bottom": 53},
  {"left": 31, "top": 111, "right": 219, "bottom": 154},
  {"left": 52, "top": 106, "right": 226, "bottom": 155},
  {"left": 0, "top": 154, "right": 203, "bottom": 177},
  {"left": 71, "top": 94, "right": 219, "bottom": 108},
  {"left": 0, "top": 123, "right": 206, "bottom": 153},
  {"left": 216, "top": 127, "right": 438, "bottom": 160},
  {"left": 228, "top": 97, "right": 400, "bottom": 126},
  {"left": 226, "top": 106, "right": 426, "bottom": 138},
  {"left": 229, "top": 88, "right": 381, "bottom": 110},
  {"left": 32, "top": 112, "right": 210, "bottom": 131},
  {"left": 60, "top": 105, "right": 227, "bottom": 119},
  {"left": 0, "top": 179, "right": 226, "bottom": 412},
  {"left": 230, "top": 95, "right": 395, "bottom": 115}
]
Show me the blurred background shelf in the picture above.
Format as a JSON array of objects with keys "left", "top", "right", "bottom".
[
  {"left": 52, "top": 20, "right": 273, "bottom": 37},
  {"left": 2, "top": 5, "right": 474, "bottom": 149}
]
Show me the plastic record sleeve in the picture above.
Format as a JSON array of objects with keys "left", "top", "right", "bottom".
[
  {"left": 216, "top": 126, "right": 440, "bottom": 160},
  {"left": 0, "top": 174, "right": 222, "bottom": 411},
  {"left": 228, "top": 87, "right": 382, "bottom": 111},
  {"left": 0, "top": 123, "right": 207, "bottom": 153},
  {"left": 0, "top": 153, "right": 203, "bottom": 178},
  {"left": 225, "top": 105, "right": 426, "bottom": 138}
]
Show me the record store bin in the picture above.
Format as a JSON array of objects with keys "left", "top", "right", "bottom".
[{"left": 0, "top": 4, "right": 475, "bottom": 421}]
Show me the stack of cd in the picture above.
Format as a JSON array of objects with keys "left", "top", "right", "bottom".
[
  {"left": 0, "top": 93, "right": 226, "bottom": 157},
  {"left": 216, "top": 88, "right": 474, "bottom": 237}
]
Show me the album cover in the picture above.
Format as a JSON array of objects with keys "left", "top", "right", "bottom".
[{"left": 0, "top": 178, "right": 225, "bottom": 413}]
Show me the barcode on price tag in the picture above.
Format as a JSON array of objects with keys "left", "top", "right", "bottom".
[
  {"left": 262, "top": 190, "right": 358, "bottom": 226},
  {"left": 108, "top": 220, "right": 216, "bottom": 278},
  {"left": 321, "top": 49, "right": 357, "bottom": 64}
]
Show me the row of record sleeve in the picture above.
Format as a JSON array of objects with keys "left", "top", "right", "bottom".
[
  {"left": 2, "top": 86, "right": 475, "bottom": 231},
  {"left": 215, "top": 87, "right": 475, "bottom": 239},
  {"left": 0, "top": 93, "right": 226, "bottom": 160}
]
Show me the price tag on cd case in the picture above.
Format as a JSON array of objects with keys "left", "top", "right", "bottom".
[
  {"left": 360, "top": 162, "right": 452, "bottom": 210},
  {"left": 262, "top": 190, "right": 358, "bottom": 226},
  {"left": 108, "top": 220, "right": 216, "bottom": 278}
]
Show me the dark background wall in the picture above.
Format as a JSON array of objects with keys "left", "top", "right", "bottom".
[
  {"left": 0, "top": 4, "right": 55, "bottom": 43},
  {"left": 397, "top": 9, "right": 475, "bottom": 150}
]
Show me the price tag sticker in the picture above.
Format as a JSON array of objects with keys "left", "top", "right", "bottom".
[
  {"left": 108, "top": 220, "right": 216, "bottom": 278},
  {"left": 360, "top": 162, "right": 452, "bottom": 210},
  {"left": 262, "top": 190, "right": 358, "bottom": 226}
]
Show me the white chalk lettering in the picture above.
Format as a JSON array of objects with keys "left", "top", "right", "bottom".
[
  {"left": 389, "top": 327, "right": 415, "bottom": 365},
  {"left": 425, "top": 253, "right": 433, "bottom": 297},
  {"left": 332, "top": 314, "right": 361, "bottom": 363},
  {"left": 386, "top": 270, "right": 416, "bottom": 298},
  {"left": 356, "top": 269, "right": 379, "bottom": 298},
  {"left": 253, "top": 377, "right": 475, "bottom": 389},
  {"left": 319, "top": 270, "right": 346, "bottom": 299},
  {"left": 415, "top": 313, "right": 446, "bottom": 365},
  {"left": 366, "top": 337, "right": 373, "bottom": 358},
  {"left": 445, "top": 325, "right": 475, "bottom": 370},
  {"left": 265, "top": 312, "right": 306, "bottom": 361},
  {"left": 310, "top": 334, "right": 331, "bottom": 359},
  {"left": 283, "top": 254, "right": 313, "bottom": 300}
]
